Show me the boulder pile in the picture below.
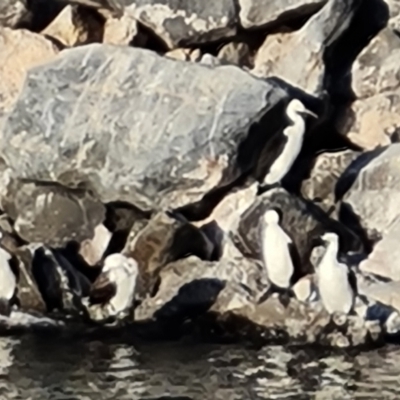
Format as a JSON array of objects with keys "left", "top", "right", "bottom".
[{"left": 0, "top": 0, "right": 399, "bottom": 348}]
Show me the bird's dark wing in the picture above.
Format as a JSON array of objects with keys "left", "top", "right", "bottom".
[
  {"left": 348, "top": 268, "right": 358, "bottom": 295},
  {"left": 288, "top": 240, "right": 305, "bottom": 286},
  {"left": 254, "top": 132, "right": 288, "bottom": 182},
  {"left": 89, "top": 272, "right": 116, "bottom": 306}
]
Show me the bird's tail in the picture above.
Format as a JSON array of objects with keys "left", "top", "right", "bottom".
[{"left": 0, "top": 298, "right": 11, "bottom": 317}]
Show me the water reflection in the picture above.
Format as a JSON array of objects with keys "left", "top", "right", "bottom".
[{"left": 0, "top": 333, "right": 399, "bottom": 399}]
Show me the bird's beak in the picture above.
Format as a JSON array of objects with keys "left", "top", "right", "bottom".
[{"left": 300, "top": 109, "right": 318, "bottom": 119}]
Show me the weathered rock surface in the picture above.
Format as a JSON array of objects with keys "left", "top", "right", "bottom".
[
  {"left": 300, "top": 150, "right": 360, "bottom": 210},
  {"left": 342, "top": 144, "right": 400, "bottom": 240},
  {"left": 79, "top": 223, "right": 111, "bottom": 266},
  {"left": 213, "top": 297, "right": 382, "bottom": 347},
  {"left": 103, "top": 11, "right": 137, "bottom": 45},
  {"left": 135, "top": 240, "right": 265, "bottom": 321},
  {"left": 41, "top": 5, "right": 104, "bottom": 47},
  {"left": 0, "top": 28, "right": 58, "bottom": 119},
  {"left": 358, "top": 272, "right": 400, "bottom": 310},
  {"left": 359, "top": 217, "right": 400, "bottom": 281},
  {"left": 123, "top": 0, "right": 237, "bottom": 49},
  {"left": 252, "top": 0, "right": 363, "bottom": 94},
  {"left": 123, "top": 212, "right": 216, "bottom": 297},
  {"left": 66, "top": 0, "right": 124, "bottom": 18},
  {"left": 217, "top": 42, "right": 252, "bottom": 68},
  {"left": 386, "top": 0, "right": 400, "bottom": 31},
  {"left": 1, "top": 44, "right": 289, "bottom": 213},
  {"left": 0, "top": 0, "right": 29, "bottom": 28},
  {"left": 2, "top": 181, "right": 105, "bottom": 247},
  {"left": 343, "top": 27, "right": 400, "bottom": 149},
  {"left": 194, "top": 183, "right": 258, "bottom": 235},
  {"left": 238, "top": 0, "right": 325, "bottom": 30}
]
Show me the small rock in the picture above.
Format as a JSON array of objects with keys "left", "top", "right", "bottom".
[
  {"left": 165, "top": 48, "right": 190, "bottom": 61},
  {"left": 193, "top": 183, "right": 258, "bottom": 235},
  {"left": 2, "top": 181, "right": 105, "bottom": 248},
  {"left": 199, "top": 53, "right": 221, "bottom": 66},
  {"left": 217, "top": 42, "right": 252, "bottom": 67},
  {"left": 41, "top": 5, "right": 104, "bottom": 47},
  {"left": 0, "top": 214, "right": 21, "bottom": 255},
  {"left": 79, "top": 224, "right": 111, "bottom": 266},
  {"left": 301, "top": 150, "right": 360, "bottom": 210},
  {"left": 189, "top": 48, "right": 202, "bottom": 62},
  {"left": 0, "top": 0, "right": 29, "bottom": 28},
  {"left": 387, "top": 0, "right": 400, "bottom": 31},
  {"left": 103, "top": 11, "right": 137, "bottom": 45},
  {"left": 238, "top": 0, "right": 325, "bottom": 30},
  {"left": 292, "top": 275, "right": 315, "bottom": 302},
  {"left": 123, "top": 0, "right": 237, "bottom": 49}
]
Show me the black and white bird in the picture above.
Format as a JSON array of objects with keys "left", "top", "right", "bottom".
[
  {"left": 31, "top": 246, "right": 91, "bottom": 314},
  {"left": 259, "top": 208, "right": 302, "bottom": 306},
  {"left": 317, "top": 232, "right": 357, "bottom": 315},
  {"left": 0, "top": 235, "right": 17, "bottom": 316},
  {"left": 89, "top": 253, "right": 139, "bottom": 318},
  {"left": 258, "top": 98, "right": 317, "bottom": 192}
]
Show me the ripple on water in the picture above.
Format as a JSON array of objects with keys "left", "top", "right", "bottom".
[{"left": 0, "top": 335, "right": 400, "bottom": 399}]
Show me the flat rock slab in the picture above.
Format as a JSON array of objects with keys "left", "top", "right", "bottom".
[
  {"left": 123, "top": 0, "right": 237, "bottom": 48},
  {"left": 238, "top": 0, "right": 326, "bottom": 30},
  {"left": 1, "top": 44, "right": 288, "bottom": 212}
]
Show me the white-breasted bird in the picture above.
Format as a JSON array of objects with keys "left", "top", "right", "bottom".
[
  {"left": 317, "top": 232, "right": 357, "bottom": 315},
  {"left": 0, "top": 234, "right": 17, "bottom": 316},
  {"left": 259, "top": 98, "right": 317, "bottom": 191},
  {"left": 89, "top": 253, "right": 139, "bottom": 318},
  {"left": 259, "top": 208, "right": 302, "bottom": 305}
]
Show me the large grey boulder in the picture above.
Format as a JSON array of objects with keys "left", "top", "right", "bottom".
[
  {"left": 238, "top": 0, "right": 326, "bottom": 30},
  {"left": 123, "top": 0, "right": 237, "bottom": 49},
  {"left": 1, "top": 44, "right": 289, "bottom": 213}
]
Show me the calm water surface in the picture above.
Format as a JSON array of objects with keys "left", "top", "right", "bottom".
[{"left": 0, "top": 332, "right": 399, "bottom": 400}]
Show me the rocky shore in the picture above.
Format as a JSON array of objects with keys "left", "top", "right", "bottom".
[{"left": 0, "top": 0, "right": 400, "bottom": 348}]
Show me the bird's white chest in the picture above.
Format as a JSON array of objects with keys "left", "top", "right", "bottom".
[
  {"left": 318, "top": 259, "right": 353, "bottom": 314},
  {"left": 266, "top": 132, "right": 304, "bottom": 184},
  {"left": 110, "top": 271, "right": 136, "bottom": 314},
  {"left": 0, "top": 249, "right": 15, "bottom": 300},
  {"left": 262, "top": 226, "right": 293, "bottom": 288}
]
